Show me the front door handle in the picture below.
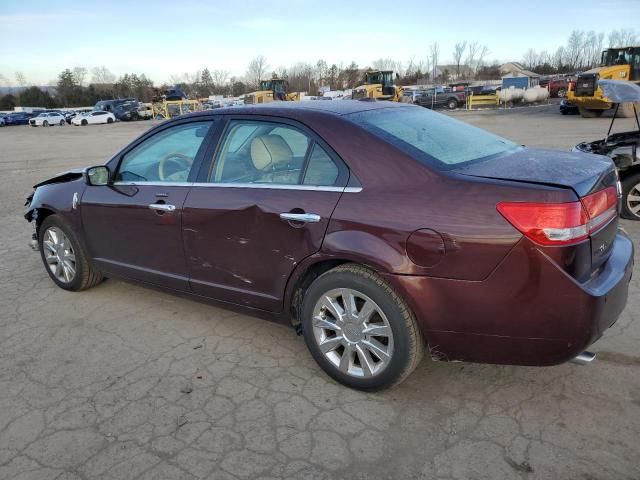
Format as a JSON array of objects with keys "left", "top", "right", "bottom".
[
  {"left": 279, "top": 212, "right": 321, "bottom": 223},
  {"left": 149, "top": 203, "right": 176, "bottom": 212}
]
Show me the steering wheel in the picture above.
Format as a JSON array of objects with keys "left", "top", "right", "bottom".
[{"left": 158, "top": 153, "right": 193, "bottom": 181}]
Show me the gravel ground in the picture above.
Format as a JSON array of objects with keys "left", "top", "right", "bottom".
[{"left": 0, "top": 105, "right": 638, "bottom": 480}]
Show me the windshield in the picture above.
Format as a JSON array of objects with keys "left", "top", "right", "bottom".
[{"left": 348, "top": 106, "right": 521, "bottom": 170}]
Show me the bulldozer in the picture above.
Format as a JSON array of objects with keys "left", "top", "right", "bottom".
[
  {"left": 352, "top": 70, "right": 402, "bottom": 101},
  {"left": 567, "top": 46, "right": 640, "bottom": 117},
  {"left": 244, "top": 77, "right": 301, "bottom": 104}
]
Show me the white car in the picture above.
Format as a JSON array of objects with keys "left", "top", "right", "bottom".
[
  {"left": 72, "top": 111, "right": 116, "bottom": 126},
  {"left": 29, "top": 112, "right": 66, "bottom": 127}
]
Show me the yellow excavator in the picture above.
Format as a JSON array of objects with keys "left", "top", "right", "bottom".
[
  {"left": 567, "top": 46, "right": 640, "bottom": 117},
  {"left": 352, "top": 70, "right": 402, "bottom": 102},
  {"left": 244, "top": 77, "right": 301, "bottom": 104}
]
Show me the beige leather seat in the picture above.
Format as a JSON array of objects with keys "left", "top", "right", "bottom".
[
  {"left": 250, "top": 134, "right": 293, "bottom": 170},
  {"left": 250, "top": 134, "right": 298, "bottom": 183}
]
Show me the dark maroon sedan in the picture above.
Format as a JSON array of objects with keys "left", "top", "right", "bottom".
[{"left": 25, "top": 101, "right": 634, "bottom": 390}]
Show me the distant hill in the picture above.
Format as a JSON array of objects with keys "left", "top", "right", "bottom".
[{"left": 0, "top": 86, "right": 56, "bottom": 95}]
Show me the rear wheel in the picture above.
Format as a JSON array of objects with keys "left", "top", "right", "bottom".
[
  {"left": 43, "top": 120, "right": 49, "bottom": 127},
  {"left": 621, "top": 172, "right": 640, "bottom": 220},
  {"left": 301, "top": 264, "right": 423, "bottom": 390},
  {"left": 38, "top": 215, "right": 103, "bottom": 291},
  {"left": 579, "top": 107, "right": 603, "bottom": 118},
  {"left": 59, "top": 120, "right": 65, "bottom": 126},
  {"left": 557, "top": 88, "right": 567, "bottom": 98},
  {"left": 107, "top": 117, "right": 114, "bottom": 124},
  {"left": 447, "top": 98, "right": 458, "bottom": 110}
]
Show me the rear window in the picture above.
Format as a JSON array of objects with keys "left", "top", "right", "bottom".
[{"left": 348, "top": 107, "right": 520, "bottom": 169}]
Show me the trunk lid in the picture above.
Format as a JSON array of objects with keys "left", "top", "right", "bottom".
[
  {"left": 455, "top": 147, "right": 620, "bottom": 280},
  {"left": 453, "top": 147, "right": 617, "bottom": 197}
]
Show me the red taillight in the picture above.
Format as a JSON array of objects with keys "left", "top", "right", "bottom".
[{"left": 497, "top": 186, "right": 618, "bottom": 246}]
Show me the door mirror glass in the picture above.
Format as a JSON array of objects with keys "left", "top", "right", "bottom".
[{"left": 86, "top": 166, "right": 110, "bottom": 186}]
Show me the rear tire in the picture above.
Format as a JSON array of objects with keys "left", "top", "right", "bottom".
[
  {"left": 107, "top": 117, "right": 114, "bottom": 124},
  {"left": 59, "top": 120, "right": 65, "bottom": 126},
  {"left": 557, "top": 88, "right": 567, "bottom": 98},
  {"left": 39, "top": 215, "right": 103, "bottom": 291},
  {"left": 43, "top": 120, "right": 49, "bottom": 127},
  {"left": 621, "top": 172, "right": 640, "bottom": 220},
  {"left": 579, "top": 107, "right": 603, "bottom": 118},
  {"left": 447, "top": 98, "right": 458, "bottom": 110},
  {"left": 301, "top": 263, "right": 423, "bottom": 390}
]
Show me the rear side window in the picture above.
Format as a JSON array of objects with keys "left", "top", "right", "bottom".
[
  {"left": 348, "top": 107, "right": 520, "bottom": 169},
  {"left": 303, "top": 144, "right": 339, "bottom": 186}
]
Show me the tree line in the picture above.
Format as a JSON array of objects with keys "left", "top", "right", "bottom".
[{"left": 0, "top": 28, "right": 636, "bottom": 110}]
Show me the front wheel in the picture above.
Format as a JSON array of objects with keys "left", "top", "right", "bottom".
[
  {"left": 107, "top": 117, "right": 114, "bottom": 124},
  {"left": 557, "top": 88, "right": 567, "bottom": 98},
  {"left": 301, "top": 264, "right": 423, "bottom": 390},
  {"left": 59, "top": 120, "right": 65, "bottom": 126},
  {"left": 38, "top": 215, "right": 103, "bottom": 291},
  {"left": 43, "top": 120, "right": 49, "bottom": 127},
  {"left": 81, "top": 119, "right": 88, "bottom": 126},
  {"left": 447, "top": 98, "right": 458, "bottom": 110},
  {"left": 621, "top": 172, "right": 640, "bottom": 220}
]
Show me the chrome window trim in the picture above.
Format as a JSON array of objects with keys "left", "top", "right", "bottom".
[{"left": 112, "top": 181, "right": 361, "bottom": 193}]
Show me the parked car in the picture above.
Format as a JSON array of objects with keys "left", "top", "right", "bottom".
[
  {"left": 71, "top": 111, "right": 116, "bottom": 126},
  {"left": 559, "top": 99, "right": 579, "bottom": 115},
  {"left": 0, "top": 117, "right": 4, "bottom": 127},
  {"left": 465, "top": 85, "right": 500, "bottom": 96},
  {"left": 540, "top": 78, "right": 570, "bottom": 98},
  {"left": 414, "top": 88, "right": 466, "bottom": 110},
  {"left": 573, "top": 80, "right": 640, "bottom": 220},
  {"left": 24, "top": 101, "right": 633, "bottom": 390},
  {"left": 29, "top": 112, "right": 66, "bottom": 127},
  {"left": 2, "top": 112, "right": 35, "bottom": 125}
]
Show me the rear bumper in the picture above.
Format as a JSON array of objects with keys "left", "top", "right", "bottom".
[{"left": 383, "top": 231, "right": 634, "bottom": 366}]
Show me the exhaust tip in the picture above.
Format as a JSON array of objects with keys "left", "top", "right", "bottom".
[{"left": 571, "top": 351, "right": 597, "bottom": 365}]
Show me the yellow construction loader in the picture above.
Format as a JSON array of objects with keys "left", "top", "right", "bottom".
[
  {"left": 244, "top": 78, "right": 300, "bottom": 104},
  {"left": 352, "top": 70, "right": 402, "bottom": 101},
  {"left": 567, "top": 46, "right": 640, "bottom": 117}
]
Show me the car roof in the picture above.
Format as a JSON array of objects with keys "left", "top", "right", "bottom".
[{"left": 186, "top": 99, "right": 411, "bottom": 119}]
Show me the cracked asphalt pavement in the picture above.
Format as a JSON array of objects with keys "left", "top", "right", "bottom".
[{"left": 1, "top": 105, "right": 639, "bottom": 480}]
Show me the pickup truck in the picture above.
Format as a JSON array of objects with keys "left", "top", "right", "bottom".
[{"left": 414, "top": 88, "right": 466, "bottom": 110}]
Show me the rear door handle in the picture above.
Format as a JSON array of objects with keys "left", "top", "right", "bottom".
[
  {"left": 279, "top": 213, "right": 321, "bottom": 223},
  {"left": 149, "top": 203, "right": 176, "bottom": 212}
]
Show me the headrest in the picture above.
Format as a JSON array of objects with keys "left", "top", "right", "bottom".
[{"left": 250, "top": 134, "right": 293, "bottom": 170}]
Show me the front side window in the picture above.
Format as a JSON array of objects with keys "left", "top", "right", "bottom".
[
  {"left": 348, "top": 107, "right": 520, "bottom": 169},
  {"left": 116, "top": 121, "right": 212, "bottom": 183},
  {"left": 211, "top": 121, "right": 310, "bottom": 185}
]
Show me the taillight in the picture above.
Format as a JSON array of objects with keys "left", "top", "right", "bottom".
[{"left": 497, "top": 186, "right": 617, "bottom": 246}]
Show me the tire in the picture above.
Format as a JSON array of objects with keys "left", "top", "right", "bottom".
[
  {"left": 107, "top": 117, "right": 114, "bottom": 124},
  {"left": 447, "top": 98, "right": 458, "bottom": 110},
  {"left": 59, "top": 120, "right": 65, "bottom": 126},
  {"left": 617, "top": 102, "right": 640, "bottom": 119},
  {"left": 557, "top": 89, "right": 567, "bottom": 98},
  {"left": 579, "top": 107, "right": 603, "bottom": 118},
  {"left": 621, "top": 172, "right": 640, "bottom": 220},
  {"left": 43, "top": 120, "right": 49, "bottom": 127},
  {"left": 301, "top": 263, "right": 423, "bottom": 390},
  {"left": 82, "top": 119, "right": 88, "bottom": 126},
  {"left": 38, "top": 215, "right": 103, "bottom": 291}
]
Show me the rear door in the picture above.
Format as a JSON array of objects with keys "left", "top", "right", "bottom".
[{"left": 182, "top": 117, "right": 349, "bottom": 312}]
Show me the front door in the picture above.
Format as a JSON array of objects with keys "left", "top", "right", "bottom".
[
  {"left": 183, "top": 118, "right": 349, "bottom": 311},
  {"left": 81, "top": 120, "right": 214, "bottom": 290}
]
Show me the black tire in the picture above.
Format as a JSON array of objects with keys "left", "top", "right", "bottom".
[
  {"left": 59, "top": 120, "right": 65, "bottom": 126},
  {"left": 561, "top": 110, "right": 569, "bottom": 115},
  {"left": 43, "top": 120, "right": 49, "bottom": 127},
  {"left": 447, "top": 98, "right": 458, "bottom": 110},
  {"left": 82, "top": 119, "right": 88, "bottom": 126},
  {"left": 579, "top": 107, "right": 603, "bottom": 118},
  {"left": 107, "top": 117, "right": 114, "bottom": 124},
  {"left": 38, "top": 215, "right": 103, "bottom": 291},
  {"left": 301, "top": 263, "right": 424, "bottom": 390},
  {"left": 621, "top": 172, "right": 640, "bottom": 220},
  {"left": 557, "top": 88, "right": 567, "bottom": 98}
]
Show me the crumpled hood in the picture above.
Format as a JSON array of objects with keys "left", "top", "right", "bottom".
[{"left": 33, "top": 168, "right": 85, "bottom": 189}]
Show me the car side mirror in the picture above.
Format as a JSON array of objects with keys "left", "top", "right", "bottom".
[{"left": 86, "top": 166, "right": 110, "bottom": 186}]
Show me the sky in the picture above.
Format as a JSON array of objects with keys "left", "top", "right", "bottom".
[{"left": 1, "top": 0, "right": 639, "bottom": 86}]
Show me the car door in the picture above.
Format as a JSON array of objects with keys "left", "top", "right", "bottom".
[
  {"left": 90, "top": 112, "right": 101, "bottom": 124},
  {"left": 182, "top": 117, "right": 349, "bottom": 312},
  {"left": 80, "top": 119, "right": 216, "bottom": 290}
]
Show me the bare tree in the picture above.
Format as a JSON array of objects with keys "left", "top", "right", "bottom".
[
  {"left": 566, "top": 30, "right": 585, "bottom": 69},
  {"left": 372, "top": 58, "right": 397, "bottom": 71},
  {"left": 429, "top": 43, "right": 440, "bottom": 81},
  {"left": 246, "top": 55, "right": 269, "bottom": 89},
  {"left": 72, "top": 67, "right": 87, "bottom": 86},
  {"left": 453, "top": 41, "right": 467, "bottom": 78},
  {"left": 465, "top": 42, "right": 481, "bottom": 75},
  {"left": 91, "top": 66, "right": 116, "bottom": 84},
  {"left": 475, "top": 45, "right": 489, "bottom": 73},
  {"left": 608, "top": 29, "right": 638, "bottom": 48},
  {"left": 211, "top": 69, "right": 229, "bottom": 87},
  {"left": 522, "top": 49, "right": 538, "bottom": 70},
  {"left": 14, "top": 71, "right": 27, "bottom": 87}
]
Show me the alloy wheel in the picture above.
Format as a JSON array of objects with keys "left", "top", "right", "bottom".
[
  {"left": 42, "top": 227, "right": 76, "bottom": 283},
  {"left": 627, "top": 181, "right": 640, "bottom": 218},
  {"left": 312, "top": 288, "right": 394, "bottom": 378}
]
